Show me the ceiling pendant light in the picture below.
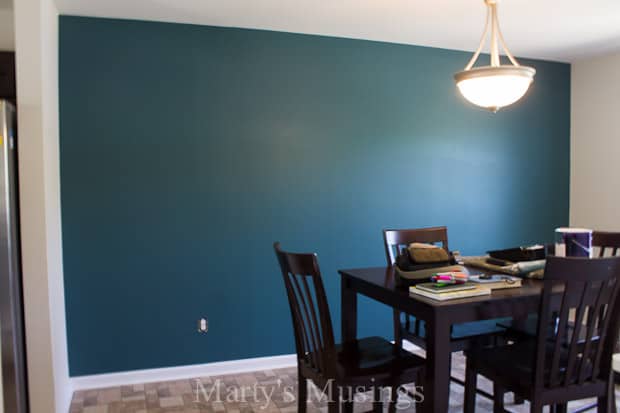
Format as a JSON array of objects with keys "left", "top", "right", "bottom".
[{"left": 454, "top": 0, "right": 535, "bottom": 112}]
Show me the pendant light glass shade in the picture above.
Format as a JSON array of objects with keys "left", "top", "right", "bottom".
[
  {"left": 455, "top": 66, "right": 535, "bottom": 111},
  {"left": 454, "top": 0, "right": 535, "bottom": 112}
]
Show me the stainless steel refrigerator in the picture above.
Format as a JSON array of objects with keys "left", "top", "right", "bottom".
[{"left": 0, "top": 100, "right": 28, "bottom": 412}]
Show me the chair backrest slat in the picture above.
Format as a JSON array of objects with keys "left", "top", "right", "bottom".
[
  {"left": 287, "top": 276, "right": 314, "bottom": 365},
  {"left": 290, "top": 273, "right": 323, "bottom": 370},
  {"left": 590, "top": 281, "right": 619, "bottom": 380},
  {"left": 534, "top": 256, "right": 620, "bottom": 390},
  {"left": 302, "top": 275, "right": 325, "bottom": 369},
  {"left": 383, "top": 226, "right": 449, "bottom": 266},
  {"left": 578, "top": 295, "right": 602, "bottom": 385},
  {"left": 548, "top": 282, "right": 574, "bottom": 386},
  {"left": 274, "top": 242, "right": 336, "bottom": 376},
  {"left": 563, "top": 281, "right": 590, "bottom": 386}
]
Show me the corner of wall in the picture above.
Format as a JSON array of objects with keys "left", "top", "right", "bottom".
[
  {"left": 14, "top": 0, "right": 71, "bottom": 411},
  {"left": 0, "top": 9, "right": 15, "bottom": 51},
  {"left": 569, "top": 51, "right": 620, "bottom": 231}
]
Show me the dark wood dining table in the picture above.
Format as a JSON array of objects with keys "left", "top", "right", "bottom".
[{"left": 338, "top": 265, "right": 546, "bottom": 413}]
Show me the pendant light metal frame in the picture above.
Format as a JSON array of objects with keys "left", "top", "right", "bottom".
[{"left": 454, "top": 0, "right": 535, "bottom": 112}]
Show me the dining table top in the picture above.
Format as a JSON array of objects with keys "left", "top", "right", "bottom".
[{"left": 338, "top": 265, "right": 551, "bottom": 310}]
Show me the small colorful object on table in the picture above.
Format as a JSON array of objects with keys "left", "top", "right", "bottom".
[{"left": 431, "top": 271, "right": 469, "bottom": 285}]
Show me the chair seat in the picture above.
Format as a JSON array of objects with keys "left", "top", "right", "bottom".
[
  {"left": 467, "top": 340, "right": 596, "bottom": 393},
  {"left": 452, "top": 319, "right": 511, "bottom": 339},
  {"left": 468, "top": 340, "right": 537, "bottom": 391},
  {"left": 500, "top": 316, "right": 601, "bottom": 346},
  {"left": 497, "top": 314, "right": 539, "bottom": 339},
  {"left": 404, "top": 317, "right": 510, "bottom": 344},
  {"left": 328, "top": 336, "right": 425, "bottom": 386}
]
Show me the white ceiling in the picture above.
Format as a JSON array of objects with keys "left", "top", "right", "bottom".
[{"left": 55, "top": 0, "right": 620, "bottom": 63}]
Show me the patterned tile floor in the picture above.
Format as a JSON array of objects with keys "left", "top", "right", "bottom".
[{"left": 70, "top": 351, "right": 620, "bottom": 413}]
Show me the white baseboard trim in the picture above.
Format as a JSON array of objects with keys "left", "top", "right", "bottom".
[
  {"left": 70, "top": 341, "right": 424, "bottom": 392},
  {"left": 70, "top": 353, "right": 297, "bottom": 391}
]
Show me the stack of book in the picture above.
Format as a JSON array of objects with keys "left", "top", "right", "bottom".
[{"left": 410, "top": 282, "right": 491, "bottom": 301}]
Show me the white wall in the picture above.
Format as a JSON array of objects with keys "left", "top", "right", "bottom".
[
  {"left": 570, "top": 51, "right": 620, "bottom": 231},
  {"left": 0, "top": 9, "right": 14, "bottom": 51},
  {"left": 14, "top": 0, "right": 71, "bottom": 411}
]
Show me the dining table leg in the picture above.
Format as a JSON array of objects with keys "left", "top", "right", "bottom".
[
  {"left": 341, "top": 275, "right": 357, "bottom": 344},
  {"left": 423, "top": 315, "right": 452, "bottom": 413}
]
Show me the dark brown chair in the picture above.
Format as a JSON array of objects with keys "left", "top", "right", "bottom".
[
  {"left": 384, "top": 227, "right": 507, "bottom": 354},
  {"left": 274, "top": 242, "right": 425, "bottom": 413},
  {"left": 464, "top": 255, "right": 620, "bottom": 413},
  {"left": 506, "top": 231, "right": 620, "bottom": 349},
  {"left": 505, "top": 230, "right": 620, "bottom": 336},
  {"left": 384, "top": 227, "right": 510, "bottom": 402}
]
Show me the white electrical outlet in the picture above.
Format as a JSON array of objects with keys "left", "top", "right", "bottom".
[{"left": 198, "top": 317, "right": 208, "bottom": 333}]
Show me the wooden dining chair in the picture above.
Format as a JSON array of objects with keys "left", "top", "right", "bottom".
[
  {"left": 274, "top": 242, "right": 425, "bottom": 413},
  {"left": 506, "top": 231, "right": 620, "bottom": 349},
  {"left": 384, "top": 227, "right": 510, "bottom": 403},
  {"left": 464, "top": 255, "right": 620, "bottom": 413},
  {"left": 500, "top": 230, "right": 620, "bottom": 408},
  {"left": 383, "top": 227, "right": 507, "bottom": 349},
  {"left": 384, "top": 226, "right": 451, "bottom": 348}
]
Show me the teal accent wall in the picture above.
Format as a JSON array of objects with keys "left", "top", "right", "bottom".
[{"left": 59, "top": 16, "right": 570, "bottom": 376}]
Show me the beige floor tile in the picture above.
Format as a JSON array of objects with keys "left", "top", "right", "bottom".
[
  {"left": 159, "top": 395, "right": 185, "bottom": 408},
  {"left": 97, "top": 387, "right": 122, "bottom": 404},
  {"left": 82, "top": 405, "right": 109, "bottom": 413}
]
